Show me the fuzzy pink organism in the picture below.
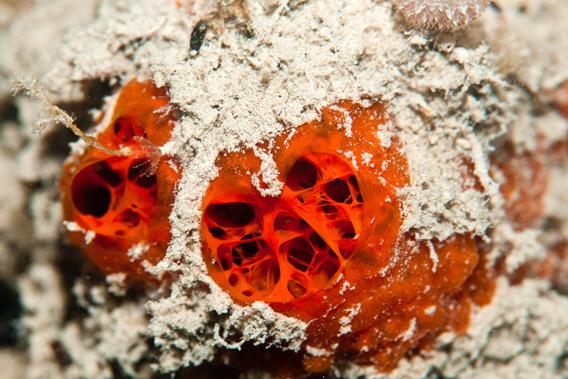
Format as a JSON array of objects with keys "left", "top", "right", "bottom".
[{"left": 393, "top": 0, "right": 490, "bottom": 32}]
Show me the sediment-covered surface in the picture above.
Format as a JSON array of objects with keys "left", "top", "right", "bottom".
[{"left": 1, "top": 0, "right": 567, "bottom": 378}]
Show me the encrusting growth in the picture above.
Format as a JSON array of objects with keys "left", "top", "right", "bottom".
[
  {"left": 53, "top": 75, "right": 560, "bottom": 377},
  {"left": 201, "top": 100, "right": 496, "bottom": 373},
  {"left": 60, "top": 80, "right": 180, "bottom": 281},
  {"left": 393, "top": 0, "right": 490, "bottom": 32},
  {"left": 54, "top": 75, "right": 563, "bottom": 377}
]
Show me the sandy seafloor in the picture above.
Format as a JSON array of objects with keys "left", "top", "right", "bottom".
[{"left": 1, "top": 0, "right": 568, "bottom": 378}]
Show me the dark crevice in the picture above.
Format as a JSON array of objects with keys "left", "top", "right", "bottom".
[
  {"left": 128, "top": 159, "right": 157, "bottom": 188},
  {"left": 0, "top": 99, "right": 19, "bottom": 124},
  {"left": 72, "top": 180, "right": 111, "bottom": 217},
  {"left": 287, "top": 237, "right": 315, "bottom": 272},
  {"left": 0, "top": 279, "right": 22, "bottom": 346},
  {"left": 286, "top": 158, "right": 318, "bottom": 191},
  {"left": 324, "top": 179, "right": 351, "bottom": 203},
  {"left": 95, "top": 160, "right": 123, "bottom": 187},
  {"left": 206, "top": 203, "right": 256, "bottom": 228},
  {"left": 56, "top": 240, "right": 90, "bottom": 323}
]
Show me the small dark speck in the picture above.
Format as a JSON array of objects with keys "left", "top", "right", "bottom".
[
  {"left": 52, "top": 340, "right": 72, "bottom": 368},
  {"left": 490, "top": 0, "right": 503, "bottom": 13},
  {"left": 190, "top": 20, "right": 208, "bottom": 53}
]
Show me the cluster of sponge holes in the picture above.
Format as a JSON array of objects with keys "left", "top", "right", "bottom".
[
  {"left": 61, "top": 80, "right": 182, "bottom": 281},
  {"left": 204, "top": 201, "right": 277, "bottom": 299},
  {"left": 203, "top": 153, "right": 364, "bottom": 303},
  {"left": 71, "top": 157, "right": 158, "bottom": 239},
  {"left": 70, "top": 116, "right": 160, "bottom": 242},
  {"left": 286, "top": 156, "right": 363, "bottom": 261}
]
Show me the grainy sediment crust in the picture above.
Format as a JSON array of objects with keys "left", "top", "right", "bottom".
[{"left": 0, "top": 0, "right": 567, "bottom": 378}]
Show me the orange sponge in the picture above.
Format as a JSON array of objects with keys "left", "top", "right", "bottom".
[
  {"left": 201, "top": 100, "right": 495, "bottom": 372},
  {"left": 201, "top": 101, "right": 407, "bottom": 306},
  {"left": 61, "top": 80, "right": 180, "bottom": 281}
]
